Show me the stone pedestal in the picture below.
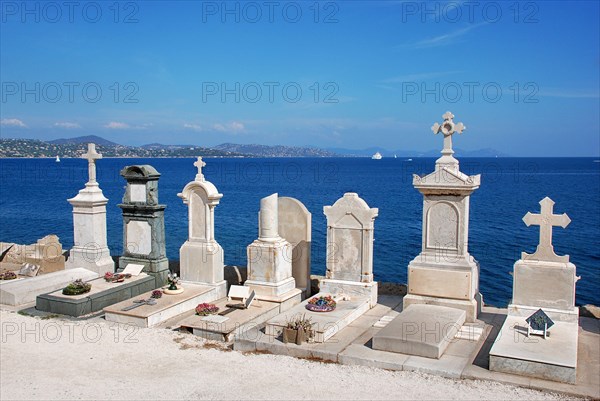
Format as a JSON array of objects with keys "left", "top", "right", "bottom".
[
  {"left": 403, "top": 113, "right": 481, "bottom": 322},
  {"left": 65, "top": 144, "right": 114, "bottom": 276},
  {"left": 245, "top": 194, "right": 300, "bottom": 302},
  {"left": 178, "top": 157, "right": 227, "bottom": 299},
  {"left": 118, "top": 165, "right": 169, "bottom": 287},
  {"left": 376, "top": 112, "right": 479, "bottom": 359}
]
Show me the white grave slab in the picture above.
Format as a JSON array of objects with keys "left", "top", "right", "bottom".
[{"left": 0, "top": 268, "right": 99, "bottom": 306}]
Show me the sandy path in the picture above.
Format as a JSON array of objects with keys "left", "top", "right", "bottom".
[{"left": 0, "top": 311, "right": 568, "bottom": 401}]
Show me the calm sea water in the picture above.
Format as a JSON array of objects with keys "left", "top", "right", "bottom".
[{"left": 1, "top": 157, "right": 598, "bottom": 307}]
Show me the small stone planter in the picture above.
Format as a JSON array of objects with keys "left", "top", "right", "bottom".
[{"left": 283, "top": 327, "right": 306, "bottom": 345}]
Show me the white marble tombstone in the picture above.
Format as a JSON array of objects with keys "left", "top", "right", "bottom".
[
  {"left": 403, "top": 112, "right": 481, "bottom": 322},
  {"left": 489, "top": 197, "right": 580, "bottom": 383},
  {"left": 278, "top": 197, "right": 312, "bottom": 297},
  {"left": 509, "top": 197, "right": 579, "bottom": 322},
  {"left": 320, "top": 192, "right": 379, "bottom": 307},
  {"left": 65, "top": 143, "right": 114, "bottom": 275},
  {"left": 245, "top": 194, "right": 301, "bottom": 302},
  {"left": 178, "top": 157, "right": 227, "bottom": 299}
]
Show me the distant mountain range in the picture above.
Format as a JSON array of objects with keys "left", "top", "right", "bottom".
[{"left": 0, "top": 135, "right": 509, "bottom": 158}]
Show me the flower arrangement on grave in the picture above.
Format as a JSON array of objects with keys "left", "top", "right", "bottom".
[
  {"left": 195, "top": 303, "right": 219, "bottom": 316},
  {"left": 166, "top": 272, "right": 179, "bottom": 290},
  {"left": 62, "top": 279, "right": 92, "bottom": 296},
  {"left": 0, "top": 271, "right": 18, "bottom": 280},
  {"left": 104, "top": 272, "right": 132, "bottom": 283},
  {"left": 151, "top": 290, "right": 163, "bottom": 299},
  {"left": 305, "top": 295, "right": 336, "bottom": 312},
  {"left": 284, "top": 314, "right": 313, "bottom": 344}
]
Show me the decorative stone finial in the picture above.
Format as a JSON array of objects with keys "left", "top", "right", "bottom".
[
  {"left": 81, "top": 143, "right": 102, "bottom": 185},
  {"left": 431, "top": 111, "right": 466, "bottom": 156},
  {"left": 522, "top": 197, "right": 571, "bottom": 263},
  {"left": 194, "top": 157, "right": 206, "bottom": 181}
]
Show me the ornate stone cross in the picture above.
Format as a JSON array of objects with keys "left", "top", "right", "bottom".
[
  {"left": 431, "top": 111, "right": 466, "bottom": 155},
  {"left": 522, "top": 197, "right": 571, "bottom": 263},
  {"left": 81, "top": 143, "right": 102, "bottom": 184},
  {"left": 194, "top": 156, "right": 206, "bottom": 181}
]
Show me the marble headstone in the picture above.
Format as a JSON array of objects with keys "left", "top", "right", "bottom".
[
  {"left": 245, "top": 193, "right": 301, "bottom": 303},
  {"left": 178, "top": 157, "right": 227, "bottom": 299},
  {"left": 65, "top": 143, "right": 114, "bottom": 275},
  {"left": 278, "top": 197, "right": 312, "bottom": 297},
  {"left": 320, "top": 192, "right": 379, "bottom": 307}
]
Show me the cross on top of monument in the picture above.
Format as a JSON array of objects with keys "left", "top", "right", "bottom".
[
  {"left": 81, "top": 143, "right": 102, "bottom": 185},
  {"left": 522, "top": 197, "right": 571, "bottom": 263},
  {"left": 431, "top": 111, "right": 466, "bottom": 155},
  {"left": 194, "top": 156, "right": 206, "bottom": 181}
]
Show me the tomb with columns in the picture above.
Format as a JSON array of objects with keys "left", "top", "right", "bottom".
[
  {"left": 373, "top": 112, "right": 480, "bottom": 359},
  {"left": 490, "top": 197, "right": 580, "bottom": 383}
]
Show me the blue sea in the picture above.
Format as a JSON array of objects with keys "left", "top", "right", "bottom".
[{"left": 1, "top": 157, "right": 598, "bottom": 307}]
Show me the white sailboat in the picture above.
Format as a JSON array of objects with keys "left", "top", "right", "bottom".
[
  {"left": 371, "top": 152, "right": 382, "bottom": 160},
  {"left": 55, "top": 155, "right": 60, "bottom": 162}
]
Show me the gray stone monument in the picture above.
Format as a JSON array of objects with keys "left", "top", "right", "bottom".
[
  {"left": 403, "top": 112, "right": 482, "bottom": 322},
  {"left": 245, "top": 193, "right": 301, "bottom": 303},
  {"left": 178, "top": 157, "right": 227, "bottom": 299},
  {"left": 118, "top": 165, "right": 169, "bottom": 286},
  {"left": 490, "top": 197, "right": 580, "bottom": 383},
  {"left": 320, "top": 192, "right": 379, "bottom": 307},
  {"left": 65, "top": 143, "right": 114, "bottom": 275},
  {"left": 278, "top": 197, "right": 312, "bottom": 297}
]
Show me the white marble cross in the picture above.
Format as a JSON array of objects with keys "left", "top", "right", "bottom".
[
  {"left": 522, "top": 197, "right": 571, "bottom": 263},
  {"left": 81, "top": 143, "right": 102, "bottom": 184},
  {"left": 431, "top": 111, "right": 466, "bottom": 154},
  {"left": 194, "top": 156, "right": 206, "bottom": 181}
]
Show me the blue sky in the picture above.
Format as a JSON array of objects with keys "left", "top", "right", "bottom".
[{"left": 1, "top": 0, "right": 599, "bottom": 156}]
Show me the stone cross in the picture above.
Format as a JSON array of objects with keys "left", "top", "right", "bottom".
[
  {"left": 522, "top": 197, "right": 571, "bottom": 263},
  {"left": 431, "top": 111, "right": 466, "bottom": 155},
  {"left": 81, "top": 143, "right": 102, "bottom": 184},
  {"left": 194, "top": 157, "right": 206, "bottom": 181}
]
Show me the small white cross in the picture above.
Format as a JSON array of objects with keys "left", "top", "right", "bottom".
[
  {"left": 522, "top": 197, "right": 571, "bottom": 263},
  {"left": 194, "top": 157, "right": 206, "bottom": 180},
  {"left": 431, "top": 111, "right": 466, "bottom": 154},
  {"left": 81, "top": 143, "right": 102, "bottom": 184}
]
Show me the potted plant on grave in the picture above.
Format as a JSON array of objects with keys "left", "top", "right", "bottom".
[
  {"left": 283, "top": 314, "right": 313, "bottom": 345},
  {"left": 163, "top": 272, "right": 183, "bottom": 295},
  {"left": 195, "top": 303, "right": 219, "bottom": 316},
  {"left": 62, "top": 279, "right": 92, "bottom": 296},
  {"left": 0, "top": 271, "right": 18, "bottom": 280}
]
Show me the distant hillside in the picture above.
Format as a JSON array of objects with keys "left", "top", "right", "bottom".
[
  {"left": 213, "top": 143, "right": 339, "bottom": 157},
  {"left": 48, "top": 135, "right": 120, "bottom": 147},
  {"left": 0, "top": 138, "right": 243, "bottom": 158}
]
